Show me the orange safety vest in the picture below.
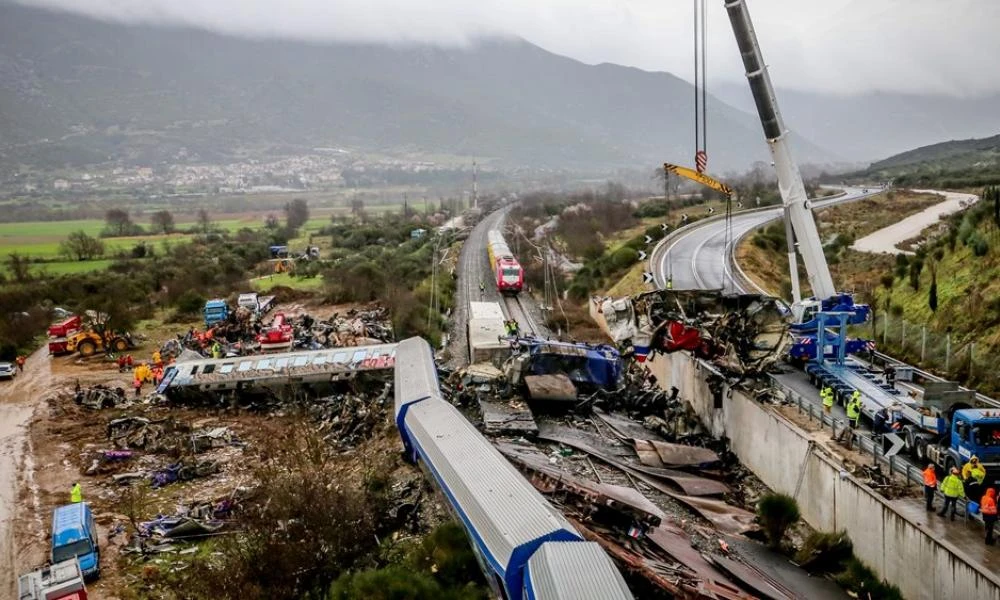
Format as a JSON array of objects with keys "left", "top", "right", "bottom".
[
  {"left": 923, "top": 466, "right": 937, "bottom": 487},
  {"left": 982, "top": 492, "right": 998, "bottom": 516}
]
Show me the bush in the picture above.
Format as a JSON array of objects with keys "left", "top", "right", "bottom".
[
  {"left": 756, "top": 492, "right": 800, "bottom": 549},
  {"left": 174, "top": 290, "right": 206, "bottom": 315},
  {"left": 795, "top": 530, "right": 853, "bottom": 573},
  {"left": 610, "top": 247, "right": 639, "bottom": 271},
  {"left": 833, "top": 557, "right": 904, "bottom": 600}
]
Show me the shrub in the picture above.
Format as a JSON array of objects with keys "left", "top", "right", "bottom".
[
  {"left": 610, "top": 247, "right": 639, "bottom": 271},
  {"left": 756, "top": 492, "right": 800, "bottom": 549},
  {"left": 174, "top": 290, "right": 206, "bottom": 315},
  {"left": 795, "top": 530, "right": 853, "bottom": 573},
  {"left": 833, "top": 557, "right": 904, "bottom": 600}
]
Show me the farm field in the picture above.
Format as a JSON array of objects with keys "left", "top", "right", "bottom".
[{"left": 0, "top": 199, "right": 430, "bottom": 276}]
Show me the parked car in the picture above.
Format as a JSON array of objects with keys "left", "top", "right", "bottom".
[{"left": 0, "top": 362, "right": 16, "bottom": 380}]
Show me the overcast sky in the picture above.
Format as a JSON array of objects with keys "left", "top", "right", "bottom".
[{"left": 15, "top": 0, "right": 1000, "bottom": 97}]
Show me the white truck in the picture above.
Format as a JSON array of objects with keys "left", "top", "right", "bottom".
[
  {"left": 237, "top": 293, "right": 276, "bottom": 317},
  {"left": 18, "top": 560, "right": 88, "bottom": 600}
]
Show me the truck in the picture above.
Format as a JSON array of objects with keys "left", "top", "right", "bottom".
[
  {"left": 467, "top": 301, "right": 509, "bottom": 364},
  {"left": 18, "top": 559, "right": 88, "bottom": 600},
  {"left": 237, "top": 293, "right": 275, "bottom": 317},
  {"left": 51, "top": 503, "right": 100, "bottom": 581},
  {"left": 787, "top": 332, "right": 872, "bottom": 364},
  {"left": 47, "top": 316, "right": 82, "bottom": 355},
  {"left": 203, "top": 299, "right": 230, "bottom": 328},
  {"left": 257, "top": 312, "right": 293, "bottom": 353}
]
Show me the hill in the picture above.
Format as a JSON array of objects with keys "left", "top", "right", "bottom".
[
  {"left": 716, "top": 83, "right": 1000, "bottom": 164},
  {"left": 854, "top": 134, "right": 1000, "bottom": 188},
  {"left": 0, "top": 2, "right": 834, "bottom": 173}
]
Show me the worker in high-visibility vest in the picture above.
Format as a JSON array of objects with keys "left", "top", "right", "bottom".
[
  {"left": 923, "top": 463, "right": 938, "bottom": 512},
  {"left": 821, "top": 386, "right": 834, "bottom": 414},
  {"left": 938, "top": 467, "right": 965, "bottom": 520},
  {"left": 847, "top": 390, "right": 862, "bottom": 428},
  {"left": 963, "top": 456, "right": 987, "bottom": 500},
  {"left": 981, "top": 488, "right": 998, "bottom": 545},
  {"left": 70, "top": 482, "right": 82, "bottom": 503}
]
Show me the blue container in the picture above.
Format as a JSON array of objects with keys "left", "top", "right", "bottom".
[{"left": 968, "top": 501, "right": 981, "bottom": 515}]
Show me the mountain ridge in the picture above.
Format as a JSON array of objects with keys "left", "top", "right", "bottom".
[{"left": 0, "top": 2, "right": 835, "bottom": 173}]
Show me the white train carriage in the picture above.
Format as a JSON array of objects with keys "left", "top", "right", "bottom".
[{"left": 393, "top": 337, "right": 633, "bottom": 600}]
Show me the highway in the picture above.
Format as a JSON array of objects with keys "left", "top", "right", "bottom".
[{"left": 651, "top": 186, "right": 880, "bottom": 291}]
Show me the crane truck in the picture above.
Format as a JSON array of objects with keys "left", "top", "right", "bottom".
[{"left": 724, "top": 0, "right": 998, "bottom": 482}]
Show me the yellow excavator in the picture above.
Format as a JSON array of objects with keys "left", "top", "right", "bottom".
[
  {"left": 664, "top": 163, "right": 734, "bottom": 199},
  {"left": 65, "top": 313, "right": 135, "bottom": 357}
]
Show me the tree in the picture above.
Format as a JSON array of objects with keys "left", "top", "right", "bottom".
[
  {"left": 351, "top": 197, "right": 365, "bottom": 216},
  {"left": 150, "top": 210, "right": 175, "bottom": 234},
  {"left": 285, "top": 198, "right": 309, "bottom": 230},
  {"left": 757, "top": 492, "right": 800, "bottom": 550},
  {"left": 5, "top": 253, "right": 32, "bottom": 283},
  {"left": 988, "top": 185, "right": 1000, "bottom": 228},
  {"left": 196, "top": 208, "right": 213, "bottom": 234},
  {"left": 59, "top": 231, "right": 105, "bottom": 261},
  {"left": 928, "top": 267, "right": 938, "bottom": 312},
  {"left": 104, "top": 208, "right": 134, "bottom": 237}
]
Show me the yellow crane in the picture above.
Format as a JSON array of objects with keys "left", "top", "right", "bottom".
[{"left": 663, "top": 163, "right": 734, "bottom": 199}]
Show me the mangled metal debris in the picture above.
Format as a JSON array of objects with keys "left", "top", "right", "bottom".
[
  {"left": 161, "top": 303, "right": 395, "bottom": 361},
  {"left": 600, "top": 289, "right": 791, "bottom": 379},
  {"left": 75, "top": 384, "right": 130, "bottom": 410}
]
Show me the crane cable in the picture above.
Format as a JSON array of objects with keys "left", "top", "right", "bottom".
[
  {"left": 694, "top": 0, "right": 734, "bottom": 291},
  {"left": 693, "top": 0, "right": 707, "bottom": 173}
]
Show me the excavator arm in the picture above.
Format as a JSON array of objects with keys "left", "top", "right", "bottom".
[{"left": 664, "top": 163, "right": 734, "bottom": 198}]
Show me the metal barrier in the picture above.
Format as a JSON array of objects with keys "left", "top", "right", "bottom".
[{"left": 769, "top": 375, "right": 979, "bottom": 519}]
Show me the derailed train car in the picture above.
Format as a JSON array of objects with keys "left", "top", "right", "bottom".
[{"left": 393, "top": 337, "right": 633, "bottom": 600}]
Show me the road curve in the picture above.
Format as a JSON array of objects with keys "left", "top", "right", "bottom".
[{"left": 651, "top": 186, "right": 881, "bottom": 292}]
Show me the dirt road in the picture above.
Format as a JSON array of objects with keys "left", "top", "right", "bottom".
[{"left": 0, "top": 348, "right": 52, "bottom": 596}]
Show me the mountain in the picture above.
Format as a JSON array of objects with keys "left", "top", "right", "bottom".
[
  {"left": 0, "top": 2, "right": 835, "bottom": 173},
  {"left": 716, "top": 83, "right": 1000, "bottom": 164},
  {"left": 853, "top": 133, "right": 1000, "bottom": 188},
  {"left": 869, "top": 134, "right": 1000, "bottom": 171}
]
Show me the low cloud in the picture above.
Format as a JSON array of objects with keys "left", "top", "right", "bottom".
[{"left": 15, "top": 0, "right": 1000, "bottom": 97}]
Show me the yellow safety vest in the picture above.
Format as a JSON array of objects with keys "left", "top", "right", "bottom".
[{"left": 71, "top": 483, "right": 82, "bottom": 503}]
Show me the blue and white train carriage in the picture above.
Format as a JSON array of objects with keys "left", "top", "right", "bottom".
[{"left": 393, "top": 337, "right": 633, "bottom": 600}]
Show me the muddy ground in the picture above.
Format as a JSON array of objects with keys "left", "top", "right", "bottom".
[{"left": 2, "top": 299, "right": 404, "bottom": 599}]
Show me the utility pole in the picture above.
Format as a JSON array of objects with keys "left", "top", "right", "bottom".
[{"left": 472, "top": 160, "right": 479, "bottom": 209}]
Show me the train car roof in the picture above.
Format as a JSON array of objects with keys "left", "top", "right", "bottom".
[{"left": 526, "top": 542, "right": 634, "bottom": 600}]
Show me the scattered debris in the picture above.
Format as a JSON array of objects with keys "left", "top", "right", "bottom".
[
  {"left": 75, "top": 384, "right": 130, "bottom": 409},
  {"left": 600, "top": 290, "right": 790, "bottom": 380}
]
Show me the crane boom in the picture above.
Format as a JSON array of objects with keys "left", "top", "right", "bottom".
[
  {"left": 723, "top": 0, "right": 836, "bottom": 299},
  {"left": 664, "top": 163, "right": 734, "bottom": 198}
]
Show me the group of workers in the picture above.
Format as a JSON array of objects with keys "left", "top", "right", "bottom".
[
  {"left": 821, "top": 385, "right": 864, "bottom": 429},
  {"left": 924, "top": 457, "right": 998, "bottom": 545},
  {"left": 126, "top": 350, "right": 174, "bottom": 396}
]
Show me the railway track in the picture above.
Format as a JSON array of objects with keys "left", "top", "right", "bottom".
[{"left": 502, "top": 294, "right": 539, "bottom": 336}]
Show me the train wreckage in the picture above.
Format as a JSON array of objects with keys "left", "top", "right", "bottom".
[{"left": 599, "top": 289, "right": 791, "bottom": 379}]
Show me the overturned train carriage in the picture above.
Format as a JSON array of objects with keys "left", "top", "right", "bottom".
[{"left": 393, "top": 337, "right": 633, "bottom": 600}]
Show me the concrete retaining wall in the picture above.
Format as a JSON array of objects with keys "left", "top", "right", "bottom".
[{"left": 646, "top": 350, "right": 1000, "bottom": 600}]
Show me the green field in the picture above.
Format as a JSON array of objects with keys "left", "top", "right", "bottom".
[{"left": 0, "top": 201, "right": 426, "bottom": 276}]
